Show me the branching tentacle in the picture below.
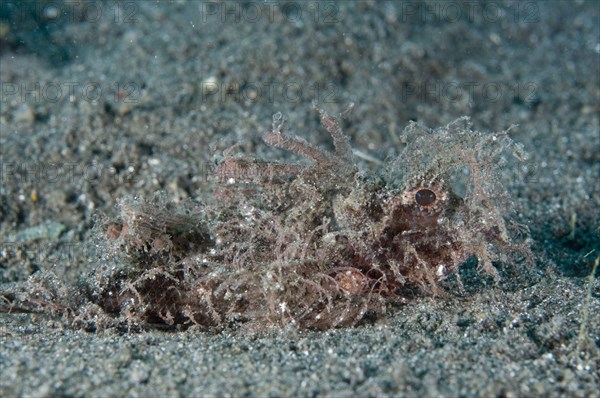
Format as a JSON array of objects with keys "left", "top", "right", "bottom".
[{"left": 262, "top": 131, "right": 333, "bottom": 166}]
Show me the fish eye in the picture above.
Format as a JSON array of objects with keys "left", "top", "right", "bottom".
[{"left": 415, "top": 189, "right": 436, "bottom": 206}]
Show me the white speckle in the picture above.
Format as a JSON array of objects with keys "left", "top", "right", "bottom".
[
  {"left": 437, "top": 264, "right": 446, "bottom": 277},
  {"left": 44, "top": 6, "right": 59, "bottom": 19},
  {"left": 201, "top": 76, "right": 219, "bottom": 95},
  {"left": 241, "top": 205, "right": 254, "bottom": 217},
  {"left": 15, "top": 104, "right": 35, "bottom": 126}
]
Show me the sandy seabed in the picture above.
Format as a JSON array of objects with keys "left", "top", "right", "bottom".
[{"left": 0, "top": 1, "right": 598, "bottom": 396}]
